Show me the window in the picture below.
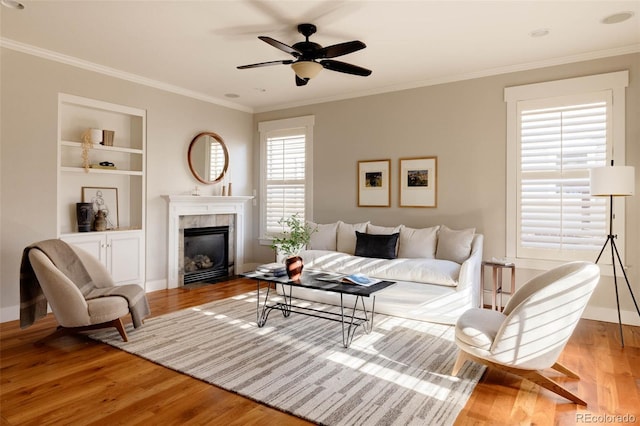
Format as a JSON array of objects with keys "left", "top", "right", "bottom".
[
  {"left": 258, "top": 116, "right": 314, "bottom": 240},
  {"left": 505, "top": 71, "right": 628, "bottom": 268}
]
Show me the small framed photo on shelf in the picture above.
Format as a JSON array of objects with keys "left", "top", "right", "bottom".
[
  {"left": 82, "top": 186, "right": 119, "bottom": 229},
  {"left": 358, "top": 159, "right": 391, "bottom": 207},
  {"left": 399, "top": 157, "right": 437, "bottom": 208}
]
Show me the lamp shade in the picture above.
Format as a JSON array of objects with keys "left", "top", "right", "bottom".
[
  {"left": 291, "top": 61, "right": 322, "bottom": 79},
  {"left": 590, "top": 165, "right": 635, "bottom": 196}
]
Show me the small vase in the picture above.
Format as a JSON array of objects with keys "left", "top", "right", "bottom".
[
  {"left": 76, "top": 202, "right": 93, "bottom": 232},
  {"left": 285, "top": 256, "right": 304, "bottom": 281}
]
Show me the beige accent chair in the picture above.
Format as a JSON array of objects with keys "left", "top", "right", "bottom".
[
  {"left": 452, "top": 261, "right": 600, "bottom": 405},
  {"left": 28, "top": 246, "right": 131, "bottom": 341}
]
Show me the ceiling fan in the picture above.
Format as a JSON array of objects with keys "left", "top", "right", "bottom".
[{"left": 237, "top": 23, "right": 372, "bottom": 86}]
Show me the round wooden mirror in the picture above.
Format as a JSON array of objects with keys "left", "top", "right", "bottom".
[{"left": 188, "top": 132, "right": 229, "bottom": 184}]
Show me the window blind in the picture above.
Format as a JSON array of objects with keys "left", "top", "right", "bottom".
[
  {"left": 518, "top": 101, "right": 608, "bottom": 257},
  {"left": 265, "top": 134, "right": 306, "bottom": 235}
]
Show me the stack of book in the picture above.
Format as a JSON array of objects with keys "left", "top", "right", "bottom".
[{"left": 256, "top": 262, "right": 287, "bottom": 277}]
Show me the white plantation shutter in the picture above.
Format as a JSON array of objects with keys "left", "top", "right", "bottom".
[
  {"left": 265, "top": 134, "right": 306, "bottom": 234},
  {"left": 517, "top": 94, "right": 609, "bottom": 260},
  {"left": 258, "top": 116, "right": 314, "bottom": 240}
]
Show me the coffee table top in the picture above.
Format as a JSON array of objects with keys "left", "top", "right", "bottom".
[{"left": 242, "top": 269, "right": 395, "bottom": 297}]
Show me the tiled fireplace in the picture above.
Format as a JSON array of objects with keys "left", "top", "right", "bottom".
[{"left": 163, "top": 195, "right": 252, "bottom": 288}]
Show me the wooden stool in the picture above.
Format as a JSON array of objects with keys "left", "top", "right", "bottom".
[{"left": 481, "top": 261, "right": 516, "bottom": 311}]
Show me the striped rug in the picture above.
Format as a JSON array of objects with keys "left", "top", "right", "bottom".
[{"left": 89, "top": 291, "right": 485, "bottom": 425}]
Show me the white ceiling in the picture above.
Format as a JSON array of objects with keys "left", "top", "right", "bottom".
[{"left": 1, "top": 1, "right": 639, "bottom": 113}]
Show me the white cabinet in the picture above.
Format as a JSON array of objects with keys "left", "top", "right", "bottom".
[
  {"left": 61, "top": 231, "right": 144, "bottom": 286},
  {"left": 57, "top": 94, "right": 146, "bottom": 287}
]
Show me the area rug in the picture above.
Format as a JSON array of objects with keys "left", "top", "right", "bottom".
[{"left": 89, "top": 291, "right": 485, "bottom": 426}]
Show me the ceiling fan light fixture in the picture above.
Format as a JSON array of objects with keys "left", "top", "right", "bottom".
[{"left": 291, "top": 61, "right": 323, "bottom": 79}]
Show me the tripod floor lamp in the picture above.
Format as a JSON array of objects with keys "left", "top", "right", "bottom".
[{"left": 590, "top": 161, "right": 639, "bottom": 347}]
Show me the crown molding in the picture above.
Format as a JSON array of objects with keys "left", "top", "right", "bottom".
[
  {"left": 2, "top": 37, "right": 637, "bottom": 115},
  {"left": 0, "top": 37, "right": 253, "bottom": 114}
]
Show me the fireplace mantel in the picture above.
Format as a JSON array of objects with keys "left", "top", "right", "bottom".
[{"left": 163, "top": 195, "right": 253, "bottom": 288}]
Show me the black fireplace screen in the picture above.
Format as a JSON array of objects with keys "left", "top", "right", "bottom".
[{"left": 183, "top": 226, "right": 229, "bottom": 284}]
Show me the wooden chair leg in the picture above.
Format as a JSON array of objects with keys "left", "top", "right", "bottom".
[
  {"left": 454, "top": 350, "right": 587, "bottom": 405},
  {"left": 35, "top": 317, "right": 129, "bottom": 344},
  {"left": 452, "top": 350, "right": 472, "bottom": 376},
  {"left": 551, "top": 361, "right": 580, "bottom": 379}
]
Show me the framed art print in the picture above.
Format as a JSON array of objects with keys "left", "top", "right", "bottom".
[
  {"left": 358, "top": 159, "right": 391, "bottom": 207},
  {"left": 399, "top": 157, "right": 437, "bottom": 207},
  {"left": 82, "top": 186, "right": 119, "bottom": 229}
]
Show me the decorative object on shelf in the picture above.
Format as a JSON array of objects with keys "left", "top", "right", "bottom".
[
  {"left": 590, "top": 160, "right": 639, "bottom": 347},
  {"left": 75, "top": 202, "right": 93, "bottom": 232},
  {"left": 94, "top": 210, "right": 108, "bottom": 231},
  {"left": 80, "top": 130, "right": 93, "bottom": 172},
  {"left": 358, "top": 159, "right": 391, "bottom": 207},
  {"left": 187, "top": 131, "right": 229, "bottom": 184},
  {"left": 90, "top": 161, "right": 117, "bottom": 170},
  {"left": 191, "top": 186, "right": 200, "bottom": 196},
  {"left": 82, "top": 186, "right": 119, "bottom": 230},
  {"left": 399, "top": 156, "right": 437, "bottom": 207},
  {"left": 102, "top": 129, "right": 115, "bottom": 146},
  {"left": 228, "top": 182, "right": 232, "bottom": 196},
  {"left": 221, "top": 185, "right": 227, "bottom": 196},
  {"left": 89, "top": 128, "right": 103, "bottom": 144}
]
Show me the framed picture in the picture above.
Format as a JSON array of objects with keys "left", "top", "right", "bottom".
[
  {"left": 399, "top": 157, "right": 437, "bottom": 207},
  {"left": 358, "top": 159, "right": 391, "bottom": 207},
  {"left": 82, "top": 186, "right": 119, "bottom": 229}
]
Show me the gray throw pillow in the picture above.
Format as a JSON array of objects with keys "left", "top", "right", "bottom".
[{"left": 435, "top": 225, "right": 475, "bottom": 263}]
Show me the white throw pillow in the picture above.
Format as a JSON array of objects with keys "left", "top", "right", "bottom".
[
  {"left": 336, "top": 221, "right": 369, "bottom": 254},
  {"left": 435, "top": 225, "right": 476, "bottom": 264},
  {"left": 397, "top": 225, "right": 439, "bottom": 259},
  {"left": 367, "top": 224, "right": 403, "bottom": 235},
  {"left": 306, "top": 221, "right": 338, "bottom": 251}
]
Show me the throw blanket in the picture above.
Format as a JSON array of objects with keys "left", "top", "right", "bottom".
[{"left": 20, "top": 239, "right": 150, "bottom": 329}]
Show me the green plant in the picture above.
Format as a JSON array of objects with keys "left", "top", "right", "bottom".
[{"left": 270, "top": 213, "right": 316, "bottom": 257}]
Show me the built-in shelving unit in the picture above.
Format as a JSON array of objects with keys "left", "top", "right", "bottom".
[{"left": 57, "top": 93, "right": 146, "bottom": 286}]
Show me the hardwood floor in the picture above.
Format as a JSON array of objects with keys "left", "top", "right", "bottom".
[{"left": 1, "top": 278, "right": 639, "bottom": 425}]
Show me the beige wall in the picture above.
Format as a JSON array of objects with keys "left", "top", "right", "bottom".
[
  {"left": 0, "top": 48, "right": 253, "bottom": 321},
  {"left": 253, "top": 53, "right": 640, "bottom": 325},
  {"left": 2, "top": 46, "right": 638, "bottom": 326}
]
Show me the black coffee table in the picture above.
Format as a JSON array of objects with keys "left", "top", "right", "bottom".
[{"left": 242, "top": 270, "right": 395, "bottom": 348}]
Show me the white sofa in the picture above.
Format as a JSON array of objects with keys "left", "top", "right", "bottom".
[{"left": 279, "top": 221, "right": 483, "bottom": 325}]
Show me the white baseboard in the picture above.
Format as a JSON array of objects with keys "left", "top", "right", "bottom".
[
  {"left": 582, "top": 305, "right": 640, "bottom": 326},
  {"left": 1, "top": 305, "right": 19, "bottom": 323},
  {"left": 145, "top": 278, "right": 167, "bottom": 293}
]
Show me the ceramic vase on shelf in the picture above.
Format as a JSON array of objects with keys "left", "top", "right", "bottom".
[
  {"left": 285, "top": 256, "right": 304, "bottom": 281},
  {"left": 76, "top": 202, "right": 93, "bottom": 232}
]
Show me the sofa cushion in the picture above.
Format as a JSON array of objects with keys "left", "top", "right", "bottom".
[
  {"left": 398, "top": 225, "right": 439, "bottom": 259},
  {"left": 336, "top": 221, "right": 369, "bottom": 254},
  {"left": 306, "top": 221, "right": 338, "bottom": 251},
  {"left": 367, "top": 224, "right": 403, "bottom": 255},
  {"left": 301, "top": 250, "right": 461, "bottom": 287},
  {"left": 367, "top": 224, "right": 403, "bottom": 235},
  {"left": 354, "top": 231, "right": 399, "bottom": 259},
  {"left": 455, "top": 308, "right": 506, "bottom": 350},
  {"left": 436, "top": 225, "right": 475, "bottom": 264}
]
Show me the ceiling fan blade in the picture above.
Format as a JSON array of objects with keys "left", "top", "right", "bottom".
[
  {"left": 316, "top": 40, "right": 366, "bottom": 58},
  {"left": 237, "top": 59, "right": 293, "bottom": 69},
  {"left": 296, "top": 75, "right": 309, "bottom": 86},
  {"left": 259, "top": 36, "right": 301, "bottom": 57},
  {"left": 320, "top": 60, "right": 372, "bottom": 76}
]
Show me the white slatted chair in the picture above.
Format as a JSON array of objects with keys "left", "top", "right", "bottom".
[{"left": 452, "top": 261, "right": 600, "bottom": 405}]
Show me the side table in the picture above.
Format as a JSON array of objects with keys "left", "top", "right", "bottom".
[{"left": 481, "top": 261, "right": 516, "bottom": 311}]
